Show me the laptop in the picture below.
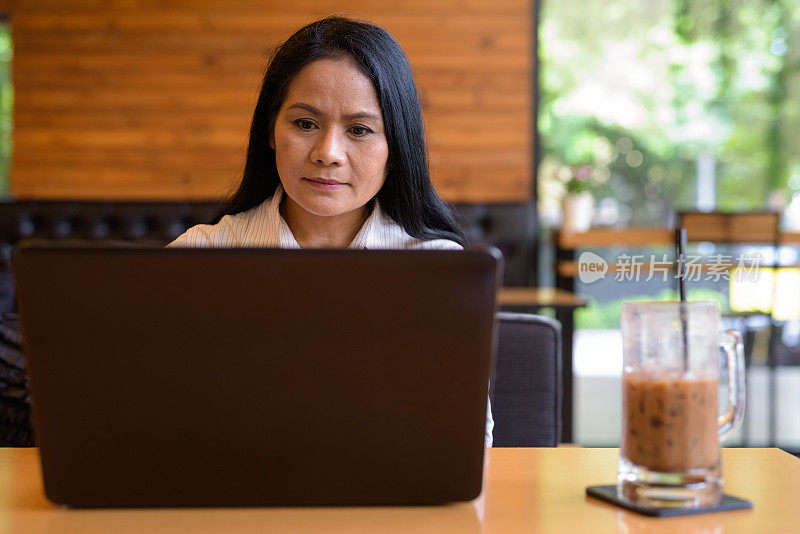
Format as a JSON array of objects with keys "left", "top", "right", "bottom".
[{"left": 12, "top": 244, "right": 501, "bottom": 507}]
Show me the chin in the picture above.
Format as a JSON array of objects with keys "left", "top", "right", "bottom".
[{"left": 295, "top": 196, "right": 355, "bottom": 218}]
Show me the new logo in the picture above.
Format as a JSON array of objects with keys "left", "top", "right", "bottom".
[{"left": 577, "top": 251, "right": 608, "bottom": 283}]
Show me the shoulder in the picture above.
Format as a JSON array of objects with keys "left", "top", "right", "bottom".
[
  {"left": 167, "top": 205, "right": 262, "bottom": 248},
  {"left": 407, "top": 238, "right": 463, "bottom": 251},
  {"left": 369, "top": 207, "right": 463, "bottom": 251}
]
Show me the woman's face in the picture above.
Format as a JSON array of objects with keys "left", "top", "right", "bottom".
[{"left": 271, "top": 57, "right": 389, "bottom": 218}]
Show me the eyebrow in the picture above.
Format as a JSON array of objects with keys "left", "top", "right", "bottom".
[{"left": 285, "top": 103, "right": 382, "bottom": 122}]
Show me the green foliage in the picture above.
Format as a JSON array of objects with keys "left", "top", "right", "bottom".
[
  {"left": 563, "top": 165, "right": 593, "bottom": 195},
  {"left": 541, "top": 114, "right": 695, "bottom": 224},
  {"left": 575, "top": 288, "right": 730, "bottom": 330},
  {"left": 539, "top": 0, "right": 800, "bottom": 226}
]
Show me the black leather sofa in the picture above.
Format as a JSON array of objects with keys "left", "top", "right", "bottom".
[{"left": 0, "top": 199, "right": 537, "bottom": 313}]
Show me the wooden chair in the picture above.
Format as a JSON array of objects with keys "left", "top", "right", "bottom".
[
  {"left": 678, "top": 211, "right": 780, "bottom": 245},
  {"left": 677, "top": 211, "right": 781, "bottom": 445}
]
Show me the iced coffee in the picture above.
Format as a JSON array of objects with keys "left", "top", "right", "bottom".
[
  {"left": 622, "top": 372, "right": 719, "bottom": 473},
  {"left": 617, "top": 301, "right": 745, "bottom": 508}
]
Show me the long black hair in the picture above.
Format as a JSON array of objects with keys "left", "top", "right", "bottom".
[{"left": 213, "top": 16, "right": 466, "bottom": 245}]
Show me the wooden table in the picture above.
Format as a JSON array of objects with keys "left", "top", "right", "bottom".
[
  {"left": 498, "top": 287, "right": 587, "bottom": 443},
  {"left": 4, "top": 447, "right": 796, "bottom": 533},
  {"left": 498, "top": 287, "right": 587, "bottom": 309}
]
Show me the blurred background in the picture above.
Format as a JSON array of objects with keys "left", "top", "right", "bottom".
[
  {"left": 0, "top": 0, "right": 797, "bottom": 451},
  {"left": 535, "top": 0, "right": 800, "bottom": 452}
]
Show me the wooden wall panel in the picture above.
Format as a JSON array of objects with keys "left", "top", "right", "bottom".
[{"left": 7, "top": 0, "right": 533, "bottom": 202}]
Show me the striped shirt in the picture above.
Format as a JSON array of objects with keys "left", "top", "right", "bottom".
[
  {"left": 169, "top": 184, "right": 462, "bottom": 251},
  {"left": 169, "top": 184, "right": 493, "bottom": 446}
]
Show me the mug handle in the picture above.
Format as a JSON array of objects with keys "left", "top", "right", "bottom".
[{"left": 718, "top": 329, "right": 746, "bottom": 441}]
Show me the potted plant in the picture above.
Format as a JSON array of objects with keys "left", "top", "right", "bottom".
[{"left": 561, "top": 165, "right": 594, "bottom": 233}]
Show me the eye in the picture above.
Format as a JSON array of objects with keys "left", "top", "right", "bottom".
[
  {"left": 293, "top": 119, "right": 317, "bottom": 131},
  {"left": 348, "top": 125, "right": 373, "bottom": 137}
]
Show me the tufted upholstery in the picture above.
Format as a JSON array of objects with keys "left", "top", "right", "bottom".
[
  {"left": 0, "top": 200, "right": 221, "bottom": 245},
  {"left": 0, "top": 199, "right": 536, "bottom": 312},
  {"left": 492, "top": 312, "right": 562, "bottom": 446},
  {"left": 453, "top": 202, "right": 536, "bottom": 287}
]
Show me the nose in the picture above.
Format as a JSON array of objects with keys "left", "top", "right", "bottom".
[{"left": 310, "top": 128, "right": 345, "bottom": 167}]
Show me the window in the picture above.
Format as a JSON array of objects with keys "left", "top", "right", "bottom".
[
  {"left": 539, "top": 0, "right": 800, "bottom": 227},
  {"left": 539, "top": 0, "right": 800, "bottom": 449},
  {"left": 0, "top": 18, "right": 11, "bottom": 195}
]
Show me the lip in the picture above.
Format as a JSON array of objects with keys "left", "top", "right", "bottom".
[{"left": 303, "top": 177, "right": 346, "bottom": 190}]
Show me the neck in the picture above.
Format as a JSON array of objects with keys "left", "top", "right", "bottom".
[{"left": 280, "top": 195, "right": 371, "bottom": 249}]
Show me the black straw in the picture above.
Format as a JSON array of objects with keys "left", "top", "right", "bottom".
[{"left": 675, "top": 228, "right": 689, "bottom": 372}]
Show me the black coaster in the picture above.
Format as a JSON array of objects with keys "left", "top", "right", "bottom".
[{"left": 586, "top": 485, "right": 753, "bottom": 517}]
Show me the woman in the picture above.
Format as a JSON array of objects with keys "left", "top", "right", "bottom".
[{"left": 170, "top": 16, "right": 492, "bottom": 445}]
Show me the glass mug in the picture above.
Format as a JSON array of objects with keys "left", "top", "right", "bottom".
[{"left": 617, "top": 301, "right": 745, "bottom": 508}]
